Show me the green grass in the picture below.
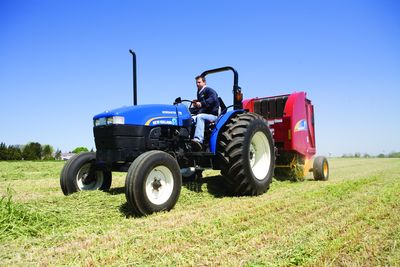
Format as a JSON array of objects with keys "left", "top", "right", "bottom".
[{"left": 0, "top": 158, "right": 399, "bottom": 266}]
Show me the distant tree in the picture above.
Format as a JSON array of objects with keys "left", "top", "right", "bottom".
[
  {"left": 55, "top": 149, "right": 62, "bottom": 160},
  {"left": 377, "top": 153, "right": 385, "bottom": 158},
  {"left": 0, "top": 142, "right": 6, "bottom": 160},
  {"left": 388, "top": 152, "right": 400, "bottom": 158},
  {"left": 354, "top": 152, "right": 361, "bottom": 158},
  {"left": 7, "top": 145, "right": 22, "bottom": 160},
  {"left": 42, "top": 144, "right": 54, "bottom": 160},
  {"left": 363, "top": 153, "right": 371, "bottom": 158},
  {"left": 22, "top": 142, "right": 42, "bottom": 160},
  {"left": 72, "top": 147, "right": 89, "bottom": 154}
]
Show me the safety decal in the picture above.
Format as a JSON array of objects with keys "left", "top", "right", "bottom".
[{"left": 294, "top": 119, "right": 308, "bottom": 132}]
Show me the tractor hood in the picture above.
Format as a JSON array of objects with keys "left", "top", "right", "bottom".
[{"left": 93, "top": 104, "right": 192, "bottom": 127}]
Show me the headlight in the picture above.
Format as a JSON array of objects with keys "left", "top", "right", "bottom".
[
  {"left": 109, "top": 116, "right": 125, "bottom": 125},
  {"left": 94, "top": 116, "right": 125, "bottom": 126},
  {"left": 94, "top": 117, "right": 106, "bottom": 126}
]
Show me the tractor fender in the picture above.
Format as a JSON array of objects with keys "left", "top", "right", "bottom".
[{"left": 209, "top": 110, "right": 245, "bottom": 153}]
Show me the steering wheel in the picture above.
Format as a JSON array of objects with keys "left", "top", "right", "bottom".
[{"left": 174, "top": 97, "right": 198, "bottom": 114}]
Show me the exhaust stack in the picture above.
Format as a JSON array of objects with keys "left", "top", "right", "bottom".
[{"left": 129, "top": 49, "right": 137, "bottom": 106}]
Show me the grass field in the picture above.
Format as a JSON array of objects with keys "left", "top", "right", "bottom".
[{"left": 1, "top": 158, "right": 399, "bottom": 266}]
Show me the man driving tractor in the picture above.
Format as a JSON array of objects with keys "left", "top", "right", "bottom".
[{"left": 191, "top": 75, "right": 220, "bottom": 151}]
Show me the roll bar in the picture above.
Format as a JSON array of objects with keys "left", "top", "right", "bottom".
[{"left": 200, "top": 66, "right": 243, "bottom": 110}]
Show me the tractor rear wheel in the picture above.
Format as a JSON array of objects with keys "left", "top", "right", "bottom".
[
  {"left": 313, "top": 156, "right": 329, "bottom": 181},
  {"left": 125, "top": 150, "right": 182, "bottom": 216},
  {"left": 60, "top": 152, "right": 112, "bottom": 195},
  {"left": 217, "top": 112, "right": 274, "bottom": 196}
]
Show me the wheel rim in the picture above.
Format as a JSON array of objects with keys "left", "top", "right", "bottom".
[
  {"left": 145, "top": 165, "right": 174, "bottom": 205},
  {"left": 76, "top": 163, "right": 104, "bottom": 190},
  {"left": 249, "top": 131, "right": 271, "bottom": 180},
  {"left": 323, "top": 161, "right": 329, "bottom": 177}
]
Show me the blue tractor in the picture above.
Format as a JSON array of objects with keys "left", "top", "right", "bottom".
[{"left": 60, "top": 50, "right": 275, "bottom": 216}]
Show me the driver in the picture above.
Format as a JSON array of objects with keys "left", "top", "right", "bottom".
[{"left": 191, "top": 75, "right": 220, "bottom": 151}]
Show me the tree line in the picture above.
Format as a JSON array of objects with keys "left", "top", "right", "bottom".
[
  {"left": 341, "top": 152, "right": 400, "bottom": 158},
  {"left": 0, "top": 142, "right": 89, "bottom": 161}
]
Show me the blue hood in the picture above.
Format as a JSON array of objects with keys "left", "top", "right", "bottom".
[{"left": 93, "top": 104, "right": 192, "bottom": 126}]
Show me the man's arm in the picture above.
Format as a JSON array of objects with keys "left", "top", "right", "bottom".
[{"left": 199, "top": 87, "right": 218, "bottom": 109}]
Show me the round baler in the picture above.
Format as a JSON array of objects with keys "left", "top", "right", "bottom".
[{"left": 243, "top": 92, "right": 329, "bottom": 181}]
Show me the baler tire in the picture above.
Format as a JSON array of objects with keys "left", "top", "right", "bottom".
[
  {"left": 60, "top": 152, "right": 112, "bottom": 195},
  {"left": 217, "top": 112, "right": 274, "bottom": 196},
  {"left": 313, "top": 156, "right": 329, "bottom": 181},
  {"left": 125, "top": 150, "right": 182, "bottom": 216}
]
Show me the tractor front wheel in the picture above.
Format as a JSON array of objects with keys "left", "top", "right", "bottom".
[
  {"left": 60, "top": 152, "right": 112, "bottom": 195},
  {"left": 125, "top": 150, "right": 182, "bottom": 216}
]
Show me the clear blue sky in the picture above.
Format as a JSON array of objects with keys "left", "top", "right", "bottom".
[{"left": 1, "top": 0, "right": 399, "bottom": 156}]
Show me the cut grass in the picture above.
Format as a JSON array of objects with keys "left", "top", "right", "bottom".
[
  {"left": 0, "top": 158, "right": 399, "bottom": 265},
  {"left": 0, "top": 187, "right": 65, "bottom": 241}
]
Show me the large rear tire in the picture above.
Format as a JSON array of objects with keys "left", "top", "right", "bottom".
[
  {"left": 217, "top": 112, "right": 274, "bottom": 196},
  {"left": 125, "top": 150, "right": 182, "bottom": 216},
  {"left": 60, "top": 152, "right": 112, "bottom": 195}
]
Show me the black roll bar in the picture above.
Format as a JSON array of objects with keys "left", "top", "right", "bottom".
[{"left": 200, "top": 66, "right": 243, "bottom": 110}]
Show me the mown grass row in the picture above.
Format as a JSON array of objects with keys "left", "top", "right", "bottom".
[{"left": 0, "top": 158, "right": 399, "bottom": 266}]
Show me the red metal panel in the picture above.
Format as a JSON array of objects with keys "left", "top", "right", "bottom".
[
  {"left": 244, "top": 91, "right": 316, "bottom": 159},
  {"left": 242, "top": 99, "right": 254, "bottom": 112}
]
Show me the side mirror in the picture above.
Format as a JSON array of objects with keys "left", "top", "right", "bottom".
[{"left": 174, "top": 97, "right": 182, "bottom": 105}]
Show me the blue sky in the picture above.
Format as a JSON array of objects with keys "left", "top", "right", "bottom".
[{"left": 0, "top": 0, "right": 399, "bottom": 156}]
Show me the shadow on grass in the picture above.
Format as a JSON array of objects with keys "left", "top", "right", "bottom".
[
  {"left": 116, "top": 175, "right": 230, "bottom": 218},
  {"left": 183, "top": 175, "right": 230, "bottom": 198},
  {"left": 119, "top": 202, "right": 142, "bottom": 218},
  {"left": 108, "top": 187, "right": 125, "bottom": 195},
  {"left": 108, "top": 176, "right": 229, "bottom": 197}
]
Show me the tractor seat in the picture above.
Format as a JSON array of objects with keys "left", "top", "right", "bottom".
[
  {"left": 207, "top": 97, "right": 227, "bottom": 130},
  {"left": 218, "top": 97, "right": 227, "bottom": 116}
]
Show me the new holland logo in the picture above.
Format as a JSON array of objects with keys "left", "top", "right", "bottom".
[
  {"left": 145, "top": 117, "right": 178, "bottom": 126},
  {"left": 294, "top": 119, "right": 307, "bottom": 132}
]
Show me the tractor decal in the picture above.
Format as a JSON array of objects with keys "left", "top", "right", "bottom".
[{"left": 145, "top": 116, "right": 178, "bottom": 126}]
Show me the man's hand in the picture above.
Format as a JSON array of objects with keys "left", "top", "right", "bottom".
[{"left": 192, "top": 100, "right": 202, "bottom": 108}]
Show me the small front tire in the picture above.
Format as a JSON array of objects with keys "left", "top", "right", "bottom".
[
  {"left": 60, "top": 152, "right": 112, "bottom": 195},
  {"left": 125, "top": 150, "right": 182, "bottom": 216}
]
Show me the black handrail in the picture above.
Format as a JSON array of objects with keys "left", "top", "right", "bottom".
[{"left": 200, "top": 66, "right": 242, "bottom": 110}]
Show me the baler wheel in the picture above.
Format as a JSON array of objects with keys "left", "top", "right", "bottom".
[
  {"left": 217, "top": 112, "right": 274, "bottom": 196},
  {"left": 60, "top": 152, "right": 112, "bottom": 195},
  {"left": 125, "top": 150, "right": 182, "bottom": 216},
  {"left": 313, "top": 156, "right": 329, "bottom": 181}
]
